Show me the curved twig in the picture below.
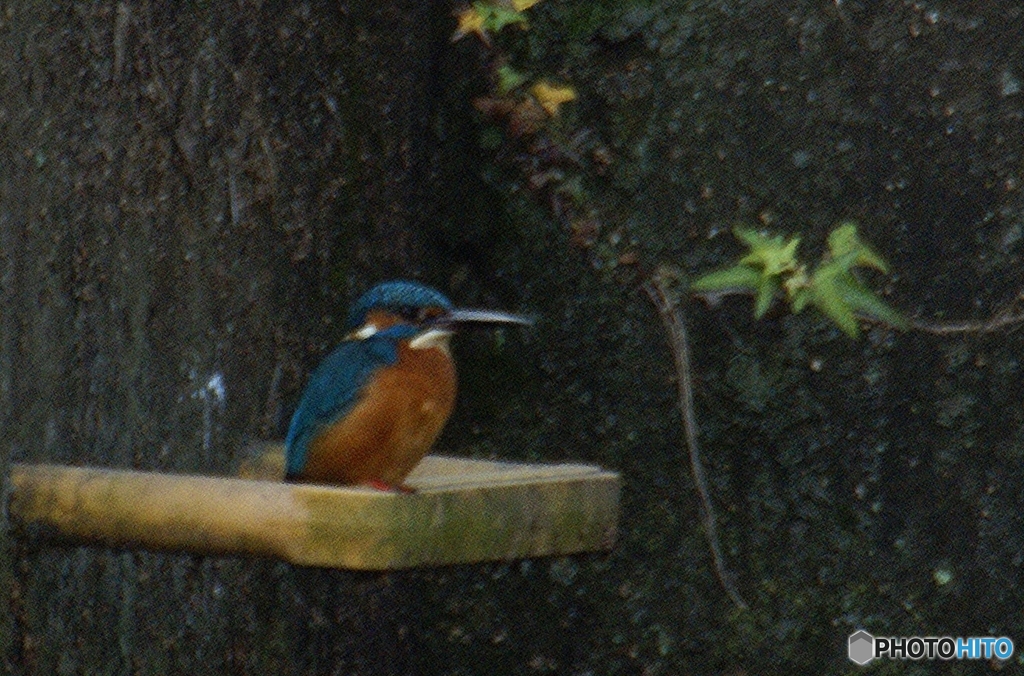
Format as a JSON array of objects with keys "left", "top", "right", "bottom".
[{"left": 645, "top": 270, "right": 748, "bottom": 610}]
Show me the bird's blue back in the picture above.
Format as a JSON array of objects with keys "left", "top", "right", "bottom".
[{"left": 284, "top": 325, "right": 418, "bottom": 477}]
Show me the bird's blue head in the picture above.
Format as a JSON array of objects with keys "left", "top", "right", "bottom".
[
  {"left": 346, "top": 280, "right": 454, "bottom": 331},
  {"left": 345, "top": 280, "right": 531, "bottom": 339}
]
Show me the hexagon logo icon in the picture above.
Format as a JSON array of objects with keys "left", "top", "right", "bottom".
[{"left": 848, "top": 630, "right": 874, "bottom": 665}]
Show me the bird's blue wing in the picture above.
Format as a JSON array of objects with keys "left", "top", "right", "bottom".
[{"left": 284, "top": 338, "right": 399, "bottom": 477}]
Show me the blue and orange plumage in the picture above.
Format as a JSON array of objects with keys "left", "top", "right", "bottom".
[{"left": 284, "top": 280, "right": 529, "bottom": 489}]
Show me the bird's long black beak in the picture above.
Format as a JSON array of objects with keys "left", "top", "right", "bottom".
[{"left": 437, "top": 308, "right": 533, "bottom": 330}]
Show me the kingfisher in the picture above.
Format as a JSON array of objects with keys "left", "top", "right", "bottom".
[{"left": 284, "top": 280, "right": 530, "bottom": 490}]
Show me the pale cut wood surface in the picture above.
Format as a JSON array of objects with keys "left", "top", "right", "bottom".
[{"left": 9, "top": 452, "right": 620, "bottom": 569}]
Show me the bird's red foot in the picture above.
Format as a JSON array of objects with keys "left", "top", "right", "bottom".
[{"left": 365, "top": 479, "right": 416, "bottom": 494}]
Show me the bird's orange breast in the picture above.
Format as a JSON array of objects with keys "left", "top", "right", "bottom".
[{"left": 301, "top": 341, "right": 456, "bottom": 486}]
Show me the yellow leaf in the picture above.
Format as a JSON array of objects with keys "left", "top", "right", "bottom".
[
  {"left": 530, "top": 81, "right": 577, "bottom": 116},
  {"left": 512, "top": 0, "right": 542, "bottom": 10},
  {"left": 452, "top": 5, "right": 489, "bottom": 43}
]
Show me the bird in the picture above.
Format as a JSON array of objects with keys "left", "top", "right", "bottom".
[{"left": 284, "top": 280, "right": 530, "bottom": 490}]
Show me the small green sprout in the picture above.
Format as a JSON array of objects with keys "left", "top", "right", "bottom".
[{"left": 691, "top": 222, "right": 906, "bottom": 338}]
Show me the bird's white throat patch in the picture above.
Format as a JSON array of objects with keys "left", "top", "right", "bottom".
[
  {"left": 349, "top": 324, "right": 378, "bottom": 340},
  {"left": 409, "top": 329, "right": 453, "bottom": 351}
]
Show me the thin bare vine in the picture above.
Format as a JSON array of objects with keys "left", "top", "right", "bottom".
[
  {"left": 645, "top": 268, "right": 748, "bottom": 610},
  {"left": 906, "top": 292, "right": 1024, "bottom": 334}
]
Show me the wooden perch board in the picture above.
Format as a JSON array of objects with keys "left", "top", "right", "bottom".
[{"left": 8, "top": 451, "right": 619, "bottom": 569}]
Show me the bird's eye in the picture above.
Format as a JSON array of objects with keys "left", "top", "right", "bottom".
[
  {"left": 395, "top": 305, "right": 419, "bottom": 322},
  {"left": 392, "top": 305, "right": 443, "bottom": 323},
  {"left": 417, "top": 307, "right": 444, "bottom": 323}
]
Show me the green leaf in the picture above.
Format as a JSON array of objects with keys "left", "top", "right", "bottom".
[
  {"left": 733, "top": 226, "right": 776, "bottom": 250},
  {"left": 688, "top": 221, "right": 901, "bottom": 338},
  {"left": 496, "top": 65, "right": 528, "bottom": 95},
  {"left": 790, "top": 287, "right": 810, "bottom": 313},
  {"left": 481, "top": 3, "right": 528, "bottom": 32},
  {"left": 835, "top": 276, "right": 907, "bottom": 329},
  {"left": 816, "top": 251, "right": 859, "bottom": 278},
  {"left": 827, "top": 222, "right": 889, "bottom": 273},
  {"left": 753, "top": 276, "right": 779, "bottom": 319},
  {"left": 826, "top": 223, "right": 858, "bottom": 257},
  {"left": 807, "top": 258, "right": 861, "bottom": 337},
  {"left": 811, "top": 290, "right": 860, "bottom": 337},
  {"left": 690, "top": 264, "right": 761, "bottom": 292},
  {"left": 735, "top": 226, "right": 800, "bottom": 276}
]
